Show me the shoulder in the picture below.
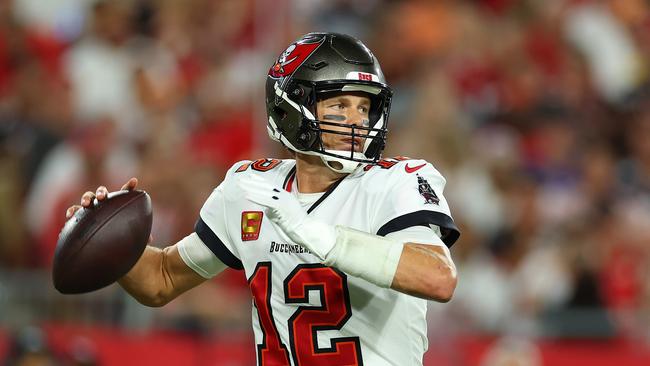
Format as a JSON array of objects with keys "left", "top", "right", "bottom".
[
  {"left": 201, "top": 158, "right": 295, "bottom": 208},
  {"left": 359, "top": 156, "right": 446, "bottom": 188},
  {"left": 360, "top": 157, "right": 459, "bottom": 246},
  {"left": 223, "top": 158, "right": 296, "bottom": 187}
]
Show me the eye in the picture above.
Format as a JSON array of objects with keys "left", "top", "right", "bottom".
[{"left": 359, "top": 106, "right": 369, "bottom": 114}]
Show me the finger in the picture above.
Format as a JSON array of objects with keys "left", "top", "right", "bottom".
[
  {"left": 81, "top": 191, "right": 95, "bottom": 207},
  {"left": 242, "top": 179, "right": 276, "bottom": 194},
  {"left": 121, "top": 177, "right": 138, "bottom": 191},
  {"left": 244, "top": 183, "right": 286, "bottom": 198},
  {"left": 66, "top": 205, "right": 82, "bottom": 219},
  {"left": 265, "top": 207, "right": 281, "bottom": 221},
  {"left": 96, "top": 186, "right": 108, "bottom": 201},
  {"left": 241, "top": 185, "right": 269, "bottom": 197},
  {"left": 242, "top": 187, "right": 276, "bottom": 205},
  {"left": 245, "top": 189, "right": 280, "bottom": 208},
  {"left": 240, "top": 181, "right": 269, "bottom": 196},
  {"left": 244, "top": 192, "right": 271, "bottom": 207}
]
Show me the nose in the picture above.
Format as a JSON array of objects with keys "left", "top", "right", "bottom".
[{"left": 346, "top": 109, "right": 368, "bottom": 127}]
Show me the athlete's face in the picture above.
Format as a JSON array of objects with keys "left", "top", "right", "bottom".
[{"left": 316, "top": 92, "right": 371, "bottom": 153}]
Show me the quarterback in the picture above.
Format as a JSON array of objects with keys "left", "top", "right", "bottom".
[{"left": 67, "top": 33, "right": 460, "bottom": 365}]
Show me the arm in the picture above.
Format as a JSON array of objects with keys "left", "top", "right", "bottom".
[
  {"left": 321, "top": 225, "right": 457, "bottom": 302},
  {"left": 241, "top": 175, "right": 458, "bottom": 302},
  {"left": 67, "top": 179, "right": 221, "bottom": 307},
  {"left": 392, "top": 243, "right": 457, "bottom": 302},
  {"left": 118, "top": 244, "right": 207, "bottom": 307}
]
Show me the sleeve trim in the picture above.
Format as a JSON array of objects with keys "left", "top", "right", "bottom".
[
  {"left": 376, "top": 210, "right": 460, "bottom": 247},
  {"left": 178, "top": 239, "right": 213, "bottom": 279},
  {"left": 194, "top": 218, "right": 243, "bottom": 270}
]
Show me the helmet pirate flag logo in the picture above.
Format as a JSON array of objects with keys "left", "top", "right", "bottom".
[
  {"left": 269, "top": 38, "right": 324, "bottom": 78},
  {"left": 241, "top": 211, "right": 264, "bottom": 241},
  {"left": 417, "top": 175, "right": 439, "bottom": 205}
]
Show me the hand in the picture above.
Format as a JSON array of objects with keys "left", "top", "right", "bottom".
[
  {"left": 65, "top": 178, "right": 153, "bottom": 244},
  {"left": 65, "top": 177, "right": 139, "bottom": 219},
  {"left": 241, "top": 175, "right": 337, "bottom": 260}
]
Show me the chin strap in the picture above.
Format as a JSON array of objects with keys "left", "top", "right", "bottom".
[{"left": 320, "top": 150, "right": 367, "bottom": 174}]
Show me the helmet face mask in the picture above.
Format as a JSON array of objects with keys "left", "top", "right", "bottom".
[{"left": 266, "top": 33, "right": 393, "bottom": 173}]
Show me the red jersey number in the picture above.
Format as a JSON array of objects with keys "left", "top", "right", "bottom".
[
  {"left": 236, "top": 159, "right": 281, "bottom": 173},
  {"left": 249, "top": 263, "right": 291, "bottom": 366},
  {"left": 285, "top": 265, "right": 362, "bottom": 365},
  {"left": 249, "top": 263, "right": 362, "bottom": 366}
]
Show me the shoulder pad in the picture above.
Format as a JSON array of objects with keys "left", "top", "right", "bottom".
[
  {"left": 362, "top": 156, "right": 413, "bottom": 172},
  {"left": 225, "top": 158, "right": 295, "bottom": 186},
  {"left": 363, "top": 157, "right": 442, "bottom": 180}
]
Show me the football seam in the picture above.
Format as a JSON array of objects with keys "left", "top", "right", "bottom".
[{"left": 66, "top": 192, "right": 147, "bottom": 260}]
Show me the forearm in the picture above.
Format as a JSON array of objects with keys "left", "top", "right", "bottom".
[
  {"left": 118, "top": 235, "right": 213, "bottom": 307},
  {"left": 323, "top": 226, "right": 457, "bottom": 302},
  {"left": 391, "top": 244, "right": 457, "bottom": 302},
  {"left": 118, "top": 245, "right": 174, "bottom": 307},
  {"left": 241, "top": 177, "right": 458, "bottom": 301}
]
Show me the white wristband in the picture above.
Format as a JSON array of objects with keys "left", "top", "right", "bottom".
[{"left": 323, "top": 226, "right": 404, "bottom": 288}]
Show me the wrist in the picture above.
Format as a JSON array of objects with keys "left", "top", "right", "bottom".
[
  {"left": 323, "top": 226, "right": 404, "bottom": 288},
  {"left": 293, "top": 218, "right": 337, "bottom": 260}
]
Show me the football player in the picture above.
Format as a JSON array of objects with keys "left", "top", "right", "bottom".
[{"left": 67, "top": 32, "right": 460, "bottom": 366}]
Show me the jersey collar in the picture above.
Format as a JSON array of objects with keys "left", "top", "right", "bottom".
[{"left": 282, "top": 163, "right": 347, "bottom": 214}]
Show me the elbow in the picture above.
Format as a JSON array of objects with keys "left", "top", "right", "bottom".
[
  {"left": 433, "top": 275, "right": 457, "bottom": 303},
  {"left": 120, "top": 282, "right": 173, "bottom": 307},
  {"left": 425, "top": 267, "right": 457, "bottom": 303},
  {"left": 136, "top": 292, "right": 172, "bottom": 308}
]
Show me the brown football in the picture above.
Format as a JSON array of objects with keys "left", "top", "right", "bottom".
[{"left": 53, "top": 190, "right": 152, "bottom": 294}]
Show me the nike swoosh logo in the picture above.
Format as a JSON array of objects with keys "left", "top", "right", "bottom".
[{"left": 405, "top": 163, "right": 426, "bottom": 173}]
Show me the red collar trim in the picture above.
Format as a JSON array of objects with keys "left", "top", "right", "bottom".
[{"left": 284, "top": 169, "right": 296, "bottom": 192}]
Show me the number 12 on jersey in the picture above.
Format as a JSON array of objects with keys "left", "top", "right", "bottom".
[{"left": 249, "top": 262, "right": 363, "bottom": 366}]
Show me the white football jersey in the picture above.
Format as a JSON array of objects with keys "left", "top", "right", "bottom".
[{"left": 185, "top": 157, "right": 459, "bottom": 366}]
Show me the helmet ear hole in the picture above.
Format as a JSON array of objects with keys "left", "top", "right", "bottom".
[
  {"left": 297, "top": 125, "right": 314, "bottom": 149},
  {"left": 298, "top": 131, "right": 311, "bottom": 145},
  {"left": 292, "top": 87, "right": 304, "bottom": 98}
]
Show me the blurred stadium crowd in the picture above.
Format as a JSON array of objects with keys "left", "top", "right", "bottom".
[{"left": 2, "top": 0, "right": 650, "bottom": 364}]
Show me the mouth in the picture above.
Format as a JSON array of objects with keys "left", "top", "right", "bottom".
[{"left": 338, "top": 137, "right": 363, "bottom": 152}]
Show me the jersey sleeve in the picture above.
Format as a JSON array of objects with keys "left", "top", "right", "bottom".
[
  {"left": 177, "top": 232, "right": 228, "bottom": 278},
  {"left": 385, "top": 225, "right": 452, "bottom": 258},
  {"left": 385, "top": 225, "right": 445, "bottom": 247},
  {"left": 193, "top": 161, "right": 249, "bottom": 270},
  {"left": 372, "top": 160, "right": 460, "bottom": 247}
]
